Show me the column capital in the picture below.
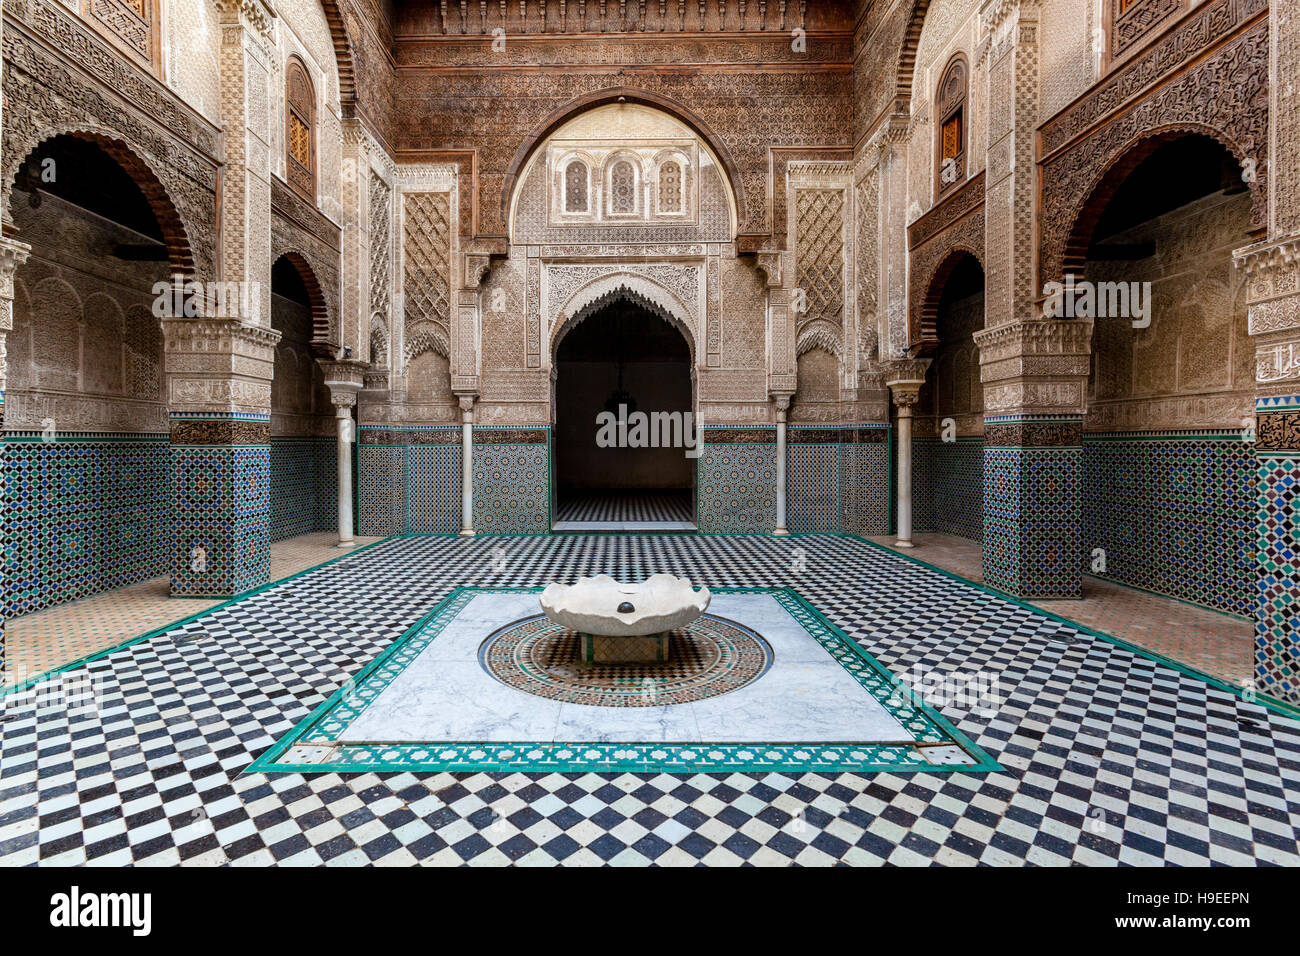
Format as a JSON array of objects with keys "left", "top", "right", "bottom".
[
  {"left": 319, "top": 358, "right": 368, "bottom": 408},
  {"left": 885, "top": 358, "right": 930, "bottom": 407},
  {"left": 973, "top": 318, "right": 1092, "bottom": 417}
]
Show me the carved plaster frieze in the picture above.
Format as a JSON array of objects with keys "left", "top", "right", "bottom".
[{"left": 1236, "top": 236, "right": 1300, "bottom": 340}]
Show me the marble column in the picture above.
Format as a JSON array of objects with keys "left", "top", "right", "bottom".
[
  {"left": 773, "top": 396, "right": 791, "bottom": 535},
  {"left": 321, "top": 360, "right": 367, "bottom": 548},
  {"left": 164, "top": 318, "right": 279, "bottom": 596},
  {"left": 886, "top": 362, "right": 928, "bottom": 547},
  {"left": 972, "top": 320, "right": 1092, "bottom": 598},
  {"left": 0, "top": 237, "right": 31, "bottom": 684},
  {"left": 459, "top": 396, "right": 475, "bottom": 536}
]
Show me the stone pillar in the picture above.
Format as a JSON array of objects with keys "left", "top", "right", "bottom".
[
  {"left": 321, "top": 360, "right": 367, "bottom": 548},
  {"left": 980, "top": 0, "right": 1041, "bottom": 331},
  {"left": 973, "top": 320, "right": 1092, "bottom": 598},
  {"left": 164, "top": 318, "right": 279, "bottom": 596},
  {"left": 459, "top": 395, "right": 475, "bottom": 536},
  {"left": 216, "top": 0, "right": 275, "bottom": 327},
  {"left": 1231, "top": 1, "right": 1300, "bottom": 707},
  {"left": 886, "top": 361, "right": 928, "bottom": 547},
  {"left": 773, "top": 395, "right": 791, "bottom": 535},
  {"left": 0, "top": 237, "right": 31, "bottom": 683},
  {"left": 1237, "top": 239, "right": 1300, "bottom": 706}
]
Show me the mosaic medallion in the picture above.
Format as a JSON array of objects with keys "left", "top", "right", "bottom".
[{"left": 478, "top": 613, "right": 773, "bottom": 707}]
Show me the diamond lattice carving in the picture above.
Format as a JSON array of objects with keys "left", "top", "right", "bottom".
[
  {"left": 370, "top": 174, "right": 392, "bottom": 320},
  {"left": 403, "top": 192, "right": 451, "bottom": 329},
  {"left": 795, "top": 189, "right": 845, "bottom": 327}
]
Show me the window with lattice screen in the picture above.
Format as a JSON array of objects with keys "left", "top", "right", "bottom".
[
  {"left": 286, "top": 57, "right": 316, "bottom": 204},
  {"left": 934, "top": 54, "right": 968, "bottom": 199},
  {"left": 609, "top": 160, "right": 637, "bottom": 215},
  {"left": 565, "top": 161, "right": 589, "bottom": 213},
  {"left": 659, "top": 161, "right": 682, "bottom": 213},
  {"left": 82, "top": 0, "right": 160, "bottom": 71}
]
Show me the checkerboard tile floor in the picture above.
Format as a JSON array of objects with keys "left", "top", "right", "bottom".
[
  {"left": 1, "top": 534, "right": 1297, "bottom": 866},
  {"left": 555, "top": 490, "right": 693, "bottom": 523}
]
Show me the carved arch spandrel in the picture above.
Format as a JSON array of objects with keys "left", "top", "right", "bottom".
[{"left": 549, "top": 273, "right": 699, "bottom": 368}]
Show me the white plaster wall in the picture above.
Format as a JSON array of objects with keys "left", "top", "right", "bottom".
[{"left": 163, "top": 0, "right": 222, "bottom": 123}]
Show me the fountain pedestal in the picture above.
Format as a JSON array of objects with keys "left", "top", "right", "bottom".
[{"left": 540, "top": 574, "right": 711, "bottom": 665}]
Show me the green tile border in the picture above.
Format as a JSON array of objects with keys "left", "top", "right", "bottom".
[
  {"left": 0, "top": 536, "right": 397, "bottom": 701},
  {"left": 246, "top": 586, "right": 1002, "bottom": 776},
  {"left": 847, "top": 534, "right": 1300, "bottom": 721}
]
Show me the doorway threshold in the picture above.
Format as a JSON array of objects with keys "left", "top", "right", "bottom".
[{"left": 552, "top": 520, "right": 698, "bottom": 532}]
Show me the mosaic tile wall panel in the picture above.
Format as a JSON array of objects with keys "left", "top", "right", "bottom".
[
  {"left": 1257, "top": 450, "right": 1300, "bottom": 706},
  {"left": 914, "top": 438, "right": 984, "bottom": 542},
  {"left": 788, "top": 441, "right": 840, "bottom": 533},
  {"left": 408, "top": 444, "right": 462, "bottom": 534},
  {"left": 698, "top": 443, "right": 777, "bottom": 532},
  {"left": 473, "top": 442, "right": 550, "bottom": 534},
  {"left": 983, "top": 446, "right": 1082, "bottom": 598},
  {"left": 3, "top": 436, "right": 170, "bottom": 618},
  {"left": 839, "top": 429, "right": 891, "bottom": 535},
  {"left": 358, "top": 443, "right": 407, "bottom": 536},
  {"left": 171, "top": 443, "right": 271, "bottom": 597},
  {"left": 269, "top": 438, "right": 336, "bottom": 543},
  {"left": 1083, "top": 435, "right": 1254, "bottom": 617}
]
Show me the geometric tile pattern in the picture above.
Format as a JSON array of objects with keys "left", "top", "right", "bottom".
[
  {"left": 1083, "top": 433, "right": 1254, "bottom": 617},
  {"left": 698, "top": 443, "right": 776, "bottom": 532},
  {"left": 839, "top": 430, "right": 890, "bottom": 535},
  {"left": 170, "top": 442, "right": 271, "bottom": 597},
  {"left": 270, "top": 438, "right": 336, "bottom": 543},
  {"left": 1257, "top": 455, "right": 1300, "bottom": 705},
  {"left": 408, "top": 444, "right": 461, "bottom": 534},
  {"left": 788, "top": 441, "right": 840, "bottom": 532},
  {"left": 2, "top": 435, "right": 170, "bottom": 618},
  {"left": 1, "top": 534, "right": 1297, "bottom": 866},
  {"left": 473, "top": 443, "right": 549, "bottom": 534},
  {"left": 914, "top": 437, "right": 983, "bottom": 542},
  {"left": 358, "top": 443, "right": 408, "bottom": 536},
  {"left": 983, "top": 444, "right": 1082, "bottom": 598}
]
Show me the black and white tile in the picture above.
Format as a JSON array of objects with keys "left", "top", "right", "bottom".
[{"left": 1, "top": 534, "right": 1298, "bottom": 866}]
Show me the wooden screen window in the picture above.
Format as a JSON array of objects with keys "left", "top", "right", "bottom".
[
  {"left": 659, "top": 161, "right": 682, "bottom": 213},
  {"left": 286, "top": 57, "right": 317, "bottom": 204},
  {"left": 610, "top": 160, "right": 637, "bottom": 215},
  {"left": 565, "top": 161, "right": 588, "bottom": 213},
  {"left": 82, "top": 0, "right": 161, "bottom": 72},
  {"left": 934, "top": 54, "right": 968, "bottom": 199}
]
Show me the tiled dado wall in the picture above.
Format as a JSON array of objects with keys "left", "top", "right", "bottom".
[
  {"left": 358, "top": 426, "right": 549, "bottom": 535},
  {"left": 358, "top": 423, "right": 892, "bottom": 535},
  {"left": 913, "top": 437, "right": 984, "bottom": 542},
  {"left": 3, "top": 432, "right": 171, "bottom": 618},
  {"left": 1082, "top": 432, "right": 1255, "bottom": 618},
  {"left": 698, "top": 425, "right": 892, "bottom": 534},
  {"left": 269, "top": 438, "right": 337, "bottom": 542}
]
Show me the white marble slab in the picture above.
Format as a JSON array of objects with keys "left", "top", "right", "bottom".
[{"left": 336, "top": 592, "right": 914, "bottom": 746}]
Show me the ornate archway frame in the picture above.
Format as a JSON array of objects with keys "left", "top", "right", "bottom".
[{"left": 502, "top": 89, "right": 744, "bottom": 244}]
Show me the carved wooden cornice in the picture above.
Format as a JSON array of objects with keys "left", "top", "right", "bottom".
[{"left": 908, "top": 171, "right": 985, "bottom": 251}]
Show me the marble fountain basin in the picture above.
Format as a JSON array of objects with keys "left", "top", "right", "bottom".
[{"left": 539, "top": 574, "right": 711, "bottom": 664}]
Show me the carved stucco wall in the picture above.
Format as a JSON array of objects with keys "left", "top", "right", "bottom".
[
  {"left": 1086, "top": 189, "right": 1254, "bottom": 431},
  {"left": 164, "top": 0, "right": 222, "bottom": 123},
  {"left": 6, "top": 190, "right": 168, "bottom": 433}
]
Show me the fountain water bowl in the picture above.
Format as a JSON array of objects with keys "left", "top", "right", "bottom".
[{"left": 539, "top": 574, "right": 711, "bottom": 664}]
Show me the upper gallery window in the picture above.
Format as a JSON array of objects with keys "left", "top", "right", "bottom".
[
  {"left": 285, "top": 56, "right": 317, "bottom": 203},
  {"left": 935, "top": 54, "right": 968, "bottom": 199},
  {"left": 81, "top": 0, "right": 161, "bottom": 72},
  {"left": 609, "top": 159, "right": 638, "bottom": 215},
  {"left": 1108, "top": 0, "right": 1187, "bottom": 66},
  {"left": 564, "top": 160, "right": 589, "bottom": 213},
  {"left": 658, "top": 160, "right": 683, "bottom": 214}
]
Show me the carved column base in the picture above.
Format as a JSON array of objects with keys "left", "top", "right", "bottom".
[
  {"left": 973, "top": 320, "right": 1091, "bottom": 599},
  {"left": 164, "top": 319, "right": 278, "bottom": 597},
  {"left": 982, "top": 415, "right": 1083, "bottom": 599}
]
